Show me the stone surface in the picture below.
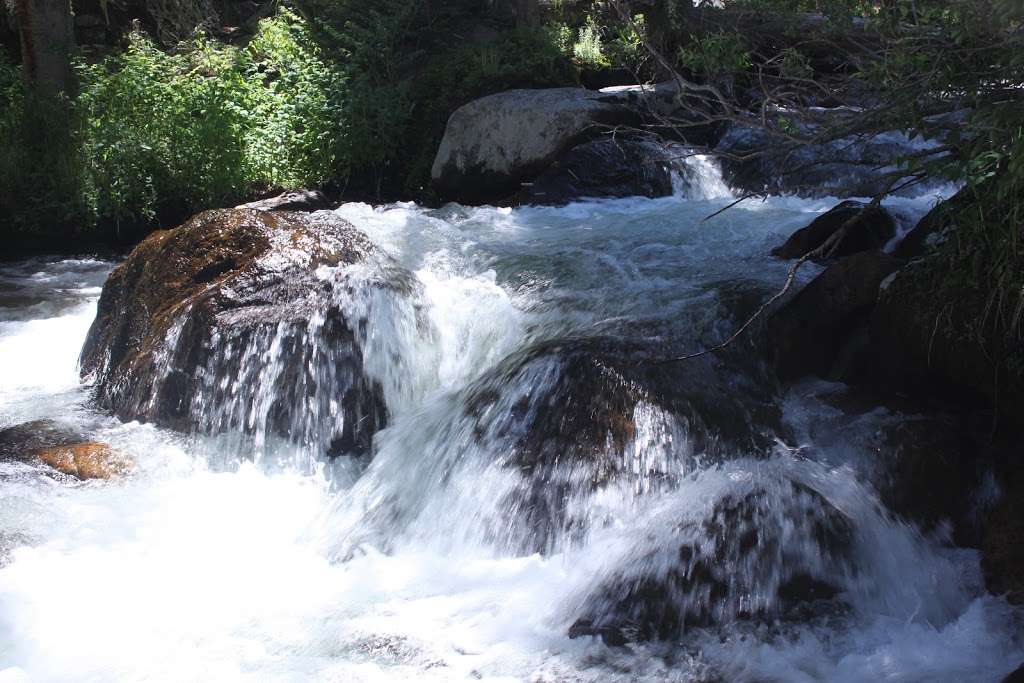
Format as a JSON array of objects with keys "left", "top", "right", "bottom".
[
  {"left": 80, "top": 208, "right": 390, "bottom": 458},
  {"left": 715, "top": 123, "right": 946, "bottom": 199},
  {"left": 983, "top": 467, "right": 1024, "bottom": 605},
  {"left": 568, "top": 480, "right": 853, "bottom": 644},
  {"left": 465, "top": 337, "right": 781, "bottom": 553},
  {"left": 37, "top": 442, "right": 132, "bottom": 479},
  {"left": 235, "top": 189, "right": 331, "bottom": 213},
  {"left": 0, "top": 420, "right": 131, "bottom": 479},
  {"left": 768, "top": 251, "right": 899, "bottom": 381},
  {"left": 520, "top": 138, "right": 676, "bottom": 206},
  {"left": 431, "top": 88, "right": 636, "bottom": 203},
  {"left": 772, "top": 201, "right": 895, "bottom": 261}
]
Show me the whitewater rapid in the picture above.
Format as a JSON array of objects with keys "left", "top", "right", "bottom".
[{"left": 0, "top": 187, "right": 1022, "bottom": 682}]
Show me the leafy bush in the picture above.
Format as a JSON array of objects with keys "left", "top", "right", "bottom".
[
  {"left": 573, "top": 18, "right": 608, "bottom": 67},
  {"left": 1, "top": 9, "right": 346, "bottom": 244}
]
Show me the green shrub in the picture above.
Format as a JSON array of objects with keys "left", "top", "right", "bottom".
[
  {"left": 573, "top": 18, "right": 608, "bottom": 67},
  {"left": 1, "top": 9, "right": 347, "bottom": 243}
]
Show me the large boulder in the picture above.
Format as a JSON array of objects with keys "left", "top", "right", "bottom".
[
  {"left": 464, "top": 337, "right": 781, "bottom": 553},
  {"left": 0, "top": 420, "right": 131, "bottom": 480},
  {"left": 772, "top": 201, "right": 895, "bottom": 261},
  {"left": 767, "top": 251, "right": 899, "bottom": 381},
  {"left": 520, "top": 138, "right": 676, "bottom": 206},
  {"left": 568, "top": 478, "right": 854, "bottom": 644},
  {"left": 431, "top": 88, "right": 636, "bottom": 203},
  {"left": 79, "top": 209, "right": 391, "bottom": 459}
]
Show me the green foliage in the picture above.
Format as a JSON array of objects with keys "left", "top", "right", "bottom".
[
  {"left": 604, "top": 13, "right": 646, "bottom": 72},
  {"left": 573, "top": 17, "right": 608, "bottom": 67},
  {"left": 677, "top": 31, "right": 751, "bottom": 79},
  {"left": 1, "top": 9, "right": 346, "bottom": 241}
]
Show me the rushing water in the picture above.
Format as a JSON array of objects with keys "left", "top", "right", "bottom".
[{"left": 1, "top": 179, "right": 1022, "bottom": 681}]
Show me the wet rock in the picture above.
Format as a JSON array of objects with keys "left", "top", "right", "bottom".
[
  {"left": 892, "top": 186, "right": 971, "bottom": 260},
  {"left": 37, "top": 442, "right": 132, "bottom": 480},
  {"left": 716, "top": 123, "right": 943, "bottom": 199},
  {"left": 466, "top": 337, "right": 781, "bottom": 553},
  {"left": 0, "top": 420, "right": 82, "bottom": 461},
  {"left": 235, "top": 189, "right": 331, "bottom": 213},
  {"left": 873, "top": 415, "right": 979, "bottom": 543},
  {"left": 0, "top": 420, "right": 130, "bottom": 480},
  {"left": 80, "top": 208, "right": 390, "bottom": 458},
  {"left": 768, "top": 251, "right": 899, "bottom": 381},
  {"left": 983, "top": 468, "right": 1024, "bottom": 605},
  {"left": 1003, "top": 663, "right": 1024, "bottom": 683},
  {"left": 520, "top": 139, "right": 676, "bottom": 206},
  {"left": 569, "top": 480, "right": 853, "bottom": 643},
  {"left": 431, "top": 88, "right": 636, "bottom": 203},
  {"left": 772, "top": 201, "right": 895, "bottom": 261}
]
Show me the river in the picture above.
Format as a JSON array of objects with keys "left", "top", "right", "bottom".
[{"left": 1, "top": 180, "right": 1021, "bottom": 681}]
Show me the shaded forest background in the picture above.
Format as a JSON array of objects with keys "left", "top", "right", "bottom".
[{"left": 1, "top": 0, "right": 1023, "bottom": 261}]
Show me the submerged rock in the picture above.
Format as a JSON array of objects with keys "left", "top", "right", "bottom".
[
  {"left": 568, "top": 479, "right": 854, "bottom": 644},
  {"left": 431, "top": 88, "right": 636, "bottom": 203},
  {"left": 772, "top": 201, "right": 895, "bottom": 261},
  {"left": 768, "top": 251, "right": 899, "bottom": 381},
  {"left": 465, "top": 337, "right": 781, "bottom": 553},
  {"left": 520, "top": 138, "right": 676, "bottom": 206},
  {"left": 80, "top": 208, "right": 391, "bottom": 459},
  {"left": 0, "top": 420, "right": 130, "bottom": 480}
]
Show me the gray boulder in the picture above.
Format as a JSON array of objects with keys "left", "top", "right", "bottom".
[{"left": 431, "top": 88, "right": 637, "bottom": 203}]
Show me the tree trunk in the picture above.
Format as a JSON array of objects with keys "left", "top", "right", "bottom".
[{"left": 14, "top": 0, "right": 75, "bottom": 98}]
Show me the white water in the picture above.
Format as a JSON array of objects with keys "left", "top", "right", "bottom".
[{"left": 1, "top": 181, "right": 1022, "bottom": 681}]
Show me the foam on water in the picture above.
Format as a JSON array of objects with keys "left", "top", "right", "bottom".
[{"left": 0, "top": 186, "right": 1021, "bottom": 682}]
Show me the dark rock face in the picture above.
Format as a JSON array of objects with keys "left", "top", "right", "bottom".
[
  {"left": 873, "top": 416, "right": 979, "bottom": 544},
  {"left": 983, "top": 467, "right": 1024, "bottom": 605},
  {"left": 892, "top": 183, "right": 983, "bottom": 260},
  {"left": 465, "top": 337, "right": 781, "bottom": 553},
  {"left": 1002, "top": 663, "right": 1024, "bottom": 683},
  {"left": 768, "top": 251, "right": 899, "bottom": 381},
  {"left": 0, "top": 421, "right": 81, "bottom": 462},
  {"left": 569, "top": 480, "right": 853, "bottom": 644},
  {"left": 772, "top": 201, "right": 895, "bottom": 261},
  {"left": 521, "top": 139, "right": 676, "bottom": 206},
  {"left": 715, "top": 123, "right": 944, "bottom": 199},
  {"left": 235, "top": 189, "right": 331, "bottom": 213},
  {"left": 79, "top": 208, "right": 390, "bottom": 459}
]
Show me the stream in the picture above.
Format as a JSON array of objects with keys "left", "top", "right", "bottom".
[{"left": 1, "top": 176, "right": 1022, "bottom": 681}]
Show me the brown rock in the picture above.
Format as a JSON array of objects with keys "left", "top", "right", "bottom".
[
  {"left": 37, "top": 442, "right": 133, "bottom": 480},
  {"left": 79, "top": 208, "right": 390, "bottom": 457},
  {"left": 0, "top": 420, "right": 131, "bottom": 480}
]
